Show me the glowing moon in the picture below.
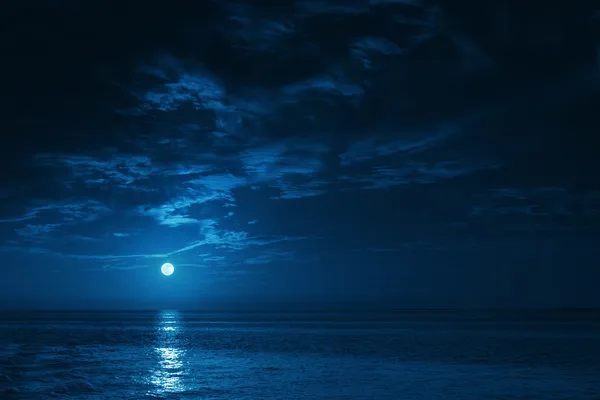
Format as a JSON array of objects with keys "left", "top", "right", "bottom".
[{"left": 161, "top": 263, "right": 175, "bottom": 276}]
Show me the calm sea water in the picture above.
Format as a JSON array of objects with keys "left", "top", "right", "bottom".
[{"left": 0, "top": 310, "right": 599, "bottom": 399}]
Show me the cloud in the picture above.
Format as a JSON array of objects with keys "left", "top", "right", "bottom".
[
  {"left": 126, "top": 54, "right": 283, "bottom": 130},
  {"left": 187, "top": 173, "right": 247, "bottom": 192},
  {"left": 141, "top": 73, "right": 226, "bottom": 112},
  {"left": 248, "top": 220, "right": 258, "bottom": 225},
  {"left": 125, "top": 172, "right": 237, "bottom": 224},
  {"left": 35, "top": 152, "right": 215, "bottom": 191},
  {"left": 242, "top": 142, "right": 327, "bottom": 180},
  {"left": 339, "top": 128, "right": 454, "bottom": 166},
  {"left": 35, "top": 154, "right": 155, "bottom": 188},
  {"left": 153, "top": 213, "right": 200, "bottom": 227},
  {"left": 72, "top": 235, "right": 104, "bottom": 243},
  {"left": 15, "top": 224, "right": 62, "bottom": 241},
  {"left": 350, "top": 37, "right": 405, "bottom": 69},
  {"left": 0, "top": 245, "right": 168, "bottom": 262},
  {"left": 243, "top": 250, "right": 296, "bottom": 265},
  {"left": 203, "top": 255, "right": 226, "bottom": 263},
  {"left": 113, "top": 232, "right": 131, "bottom": 238},
  {"left": 2, "top": 225, "right": 306, "bottom": 270},
  {"left": 243, "top": 255, "right": 276, "bottom": 265},
  {"left": 219, "top": 4, "right": 296, "bottom": 52},
  {"left": 341, "top": 161, "right": 490, "bottom": 190},
  {"left": 84, "top": 262, "right": 153, "bottom": 272},
  {"left": 133, "top": 53, "right": 228, "bottom": 114},
  {"left": 269, "top": 179, "right": 328, "bottom": 199},
  {"left": 282, "top": 75, "right": 364, "bottom": 105},
  {"left": 166, "top": 219, "right": 307, "bottom": 255},
  {"left": 1, "top": 199, "right": 111, "bottom": 243},
  {"left": 241, "top": 140, "right": 330, "bottom": 199},
  {"left": 0, "top": 208, "right": 45, "bottom": 223},
  {"left": 123, "top": 55, "right": 280, "bottom": 138},
  {"left": 137, "top": 173, "right": 246, "bottom": 226}
]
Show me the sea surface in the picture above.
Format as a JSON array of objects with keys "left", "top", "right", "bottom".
[{"left": 0, "top": 310, "right": 599, "bottom": 399}]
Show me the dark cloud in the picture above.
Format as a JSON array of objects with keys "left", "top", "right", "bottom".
[
  {"left": 350, "top": 37, "right": 406, "bottom": 69},
  {"left": 135, "top": 71, "right": 227, "bottom": 114}
]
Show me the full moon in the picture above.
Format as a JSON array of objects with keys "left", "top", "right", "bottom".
[{"left": 161, "top": 263, "right": 175, "bottom": 276}]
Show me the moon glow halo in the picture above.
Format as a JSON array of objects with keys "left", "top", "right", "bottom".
[{"left": 161, "top": 263, "right": 175, "bottom": 276}]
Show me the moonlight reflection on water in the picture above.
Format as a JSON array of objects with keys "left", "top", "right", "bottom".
[{"left": 149, "top": 311, "right": 187, "bottom": 395}]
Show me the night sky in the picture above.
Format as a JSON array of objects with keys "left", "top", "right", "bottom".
[{"left": 1, "top": 1, "right": 599, "bottom": 310}]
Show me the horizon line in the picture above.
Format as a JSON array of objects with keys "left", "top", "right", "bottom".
[{"left": 1, "top": 307, "right": 599, "bottom": 313}]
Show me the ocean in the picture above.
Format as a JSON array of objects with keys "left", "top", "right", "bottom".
[{"left": 0, "top": 310, "right": 599, "bottom": 399}]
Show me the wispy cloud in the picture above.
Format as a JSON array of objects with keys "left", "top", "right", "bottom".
[
  {"left": 0, "top": 208, "right": 44, "bottom": 224},
  {"left": 350, "top": 37, "right": 405, "bottom": 69},
  {"left": 1, "top": 199, "right": 111, "bottom": 243},
  {"left": 113, "top": 232, "right": 131, "bottom": 238},
  {"left": 35, "top": 152, "right": 214, "bottom": 190},
  {"left": 242, "top": 142, "right": 328, "bottom": 179},
  {"left": 241, "top": 140, "right": 330, "bottom": 199},
  {"left": 187, "top": 173, "right": 247, "bottom": 191},
  {"left": 166, "top": 219, "right": 307, "bottom": 255},
  {"left": 15, "top": 224, "right": 62, "bottom": 242},
  {"left": 282, "top": 75, "right": 364, "bottom": 103},
  {"left": 137, "top": 173, "right": 247, "bottom": 226},
  {"left": 339, "top": 128, "right": 454, "bottom": 166},
  {"left": 0, "top": 245, "right": 168, "bottom": 261},
  {"left": 2, "top": 199, "right": 108, "bottom": 224},
  {"left": 269, "top": 179, "right": 329, "bottom": 200},
  {"left": 203, "top": 255, "right": 226, "bottom": 263},
  {"left": 341, "top": 161, "right": 492, "bottom": 190},
  {"left": 35, "top": 154, "right": 154, "bottom": 188},
  {"left": 84, "top": 262, "right": 154, "bottom": 272},
  {"left": 217, "top": 3, "right": 296, "bottom": 52},
  {"left": 243, "top": 250, "right": 296, "bottom": 265}
]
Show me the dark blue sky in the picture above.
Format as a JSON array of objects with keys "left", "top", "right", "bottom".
[{"left": 1, "top": 1, "right": 599, "bottom": 309}]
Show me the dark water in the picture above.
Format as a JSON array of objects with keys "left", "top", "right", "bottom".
[{"left": 0, "top": 310, "right": 599, "bottom": 399}]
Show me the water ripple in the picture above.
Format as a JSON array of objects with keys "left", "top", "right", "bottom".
[{"left": 1, "top": 311, "right": 599, "bottom": 399}]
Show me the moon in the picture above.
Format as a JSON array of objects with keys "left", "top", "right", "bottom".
[{"left": 161, "top": 263, "right": 175, "bottom": 276}]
